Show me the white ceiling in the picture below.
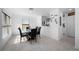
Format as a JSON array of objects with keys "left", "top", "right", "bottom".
[
  {"left": 2, "top": 8, "right": 56, "bottom": 17},
  {"left": 30, "top": 8, "right": 55, "bottom": 16},
  {"left": 2, "top": 8, "right": 75, "bottom": 17},
  {"left": 60, "top": 8, "right": 75, "bottom": 14}
]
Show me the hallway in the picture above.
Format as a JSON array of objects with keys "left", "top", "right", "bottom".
[{"left": 2, "top": 35, "right": 78, "bottom": 51}]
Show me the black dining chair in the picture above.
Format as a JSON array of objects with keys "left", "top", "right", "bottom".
[
  {"left": 18, "top": 27, "right": 28, "bottom": 43},
  {"left": 36, "top": 27, "right": 41, "bottom": 37},
  {"left": 27, "top": 28, "right": 37, "bottom": 41}
]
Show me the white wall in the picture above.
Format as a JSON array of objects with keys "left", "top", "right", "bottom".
[
  {"left": 0, "top": 9, "right": 2, "bottom": 40},
  {"left": 11, "top": 14, "right": 42, "bottom": 35},
  {"left": 60, "top": 13, "right": 75, "bottom": 40},
  {"left": 41, "top": 9, "right": 60, "bottom": 40},
  {"left": 0, "top": 9, "right": 12, "bottom": 50},
  {"left": 63, "top": 14, "right": 75, "bottom": 37},
  {"left": 66, "top": 16, "right": 75, "bottom": 37},
  {"left": 11, "top": 16, "right": 22, "bottom": 35},
  {"left": 75, "top": 8, "right": 79, "bottom": 49},
  {"left": 0, "top": 9, "right": 3, "bottom": 50},
  {"left": 62, "top": 15, "right": 67, "bottom": 35},
  {"left": 29, "top": 15, "right": 42, "bottom": 28},
  {"left": 58, "top": 10, "right": 63, "bottom": 40},
  {"left": 22, "top": 17, "right": 29, "bottom": 24}
]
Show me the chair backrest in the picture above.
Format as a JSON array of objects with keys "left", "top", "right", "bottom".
[
  {"left": 18, "top": 27, "right": 22, "bottom": 37},
  {"left": 26, "top": 27, "right": 30, "bottom": 31},
  {"left": 26, "top": 27, "right": 30, "bottom": 29},
  {"left": 37, "top": 27, "right": 41, "bottom": 34},
  {"left": 30, "top": 29, "right": 37, "bottom": 39}
]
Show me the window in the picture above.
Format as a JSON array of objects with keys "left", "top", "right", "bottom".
[
  {"left": 2, "top": 12, "right": 11, "bottom": 39},
  {"left": 22, "top": 24, "right": 29, "bottom": 31}
]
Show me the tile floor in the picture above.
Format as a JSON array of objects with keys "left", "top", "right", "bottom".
[{"left": 2, "top": 35, "right": 79, "bottom": 51}]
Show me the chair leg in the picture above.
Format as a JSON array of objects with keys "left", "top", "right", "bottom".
[
  {"left": 35, "top": 37, "right": 37, "bottom": 42},
  {"left": 20, "top": 37, "right": 22, "bottom": 43},
  {"left": 39, "top": 35, "right": 41, "bottom": 39}
]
